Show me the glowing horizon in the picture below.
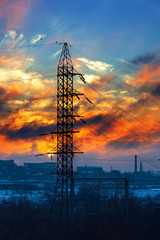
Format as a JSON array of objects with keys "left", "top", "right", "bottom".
[{"left": 0, "top": 0, "right": 160, "bottom": 172}]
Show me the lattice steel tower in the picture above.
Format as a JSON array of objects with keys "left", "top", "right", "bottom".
[{"left": 52, "top": 43, "right": 84, "bottom": 222}]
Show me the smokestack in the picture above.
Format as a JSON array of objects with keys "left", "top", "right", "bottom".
[
  {"left": 134, "top": 155, "right": 137, "bottom": 173},
  {"left": 140, "top": 162, "right": 143, "bottom": 173}
]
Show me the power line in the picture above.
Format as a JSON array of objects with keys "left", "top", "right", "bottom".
[
  {"left": 87, "top": 83, "right": 160, "bottom": 135},
  {"left": 0, "top": 42, "right": 58, "bottom": 51},
  {"left": 0, "top": 95, "right": 56, "bottom": 104},
  {"left": 0, "top": 74, "right": 56, "bottom": 84},
  {"left": 72, "top": 45, "right": 160, "bottom": 111},
  {"left": 76, "top": 75, "right": 160, "bottom": 137},
  {"left": 74, "top": 137, "right": 159, "bottom": 143},
  {"left": 114, "top": 74, "right": 160, "bottom": 108},
  {"left": 74, "top": 92, "right": 160, "bottom": 151},
  {"left": 74, "top": 109, "right": 134, "bottom": 155},
  {"left": 74, "top": 110, "right": 160, "bottom": 170},
  {"left": 1, "top": 121, "right": 158, "bottom": 144},
  {"left": 75, "top": 156, "right": 160, "bottom": 162},
  {"left": 74, "top": 66, "right": 160, "bottom": 136},
  {"left": 71, "top": 45, "right": 90, "bottom": 59},
  {"left": 76, "top": 155, "right": 160, "bottom": 170},
  {"left": 81, "top": 94, "right": 160, "bottom": 151},
  {"left": 80, "top": 102, "right": 160, "bottom": 169}
]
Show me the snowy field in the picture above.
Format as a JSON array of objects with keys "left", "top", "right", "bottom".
[
  {"left": 130, "top": 188, "right": 160, "bottom": 198},
  {"left": 0, "top": 185, "right": 159, "bottom": 204},
  {"left": 0, "top": 190, "right": 51, "bottom": 205}
]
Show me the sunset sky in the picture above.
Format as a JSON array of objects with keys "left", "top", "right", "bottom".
[{"left": 0, "top": 0, "right": 160, "bottom": 171}]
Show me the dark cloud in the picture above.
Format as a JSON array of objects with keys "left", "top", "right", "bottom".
[
  {"left": 0, "top": 123, "right": 56, "bottom": 140},
  {"left": 85, "top": 74, "right": 116, "bottom": 91},
  {"left": 136, "top": 82, "right": 160, "bottom": 98},
  {"left": 74, "top": 114, "right": 110, "bottom": 129},
  {"left": 87, "top": 114, "right": 104, "bottom": 125},
  {"left": 118, "top": 51, "right": 160, "bottom": 76},
  {"left": 151, "top": 84, "right": 160, "bottom": 97},
  {"left": 130, "top": 52, "right": 158, "bottom": 65},
  {"left": 0, "top": 87, "right": 7, "bottom": 96},
  {"left": 44, "top": 101, "right": 57, "bottom": 112},
  {"left": 106, "top": 139, "right": 145, "bottom": 150},
  {"left": 126, "top": 95, "right": 155, "bottom": 113},
  {"left": 0, "top": 86, "right": 20, "bottom": 104},
  {"left": 96, "top": 118, "right": 114, "bottom": 135},
  {"left": 75, "top": 113, "right": 119, "bottom": 136},
  {"left": 3, "top": 113, "right": 115, "bottom": 140}
]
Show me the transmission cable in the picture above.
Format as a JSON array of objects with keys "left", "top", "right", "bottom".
[
  {"left": 74, "top": 110, "right": 160, "bottom": 170},
  {"left": 0, "top": 74, "right": 57, "bottom": 84},
  {"left": 0, "top": 42, "right": 59, "bottom": 51},
  {"left": 74, "top": 89, "right": 160, "bottom": 150},
  {"left": 86, "top": 83, "right": 160, "bottom": 135},
  {"left": 0, "top": 95, "right": 56, "bottom": 104},
  {"left": 75, "top": 98, "right": 160, "bottom": 169},
  {"left": 82, "top": 94, "right": 160, "bottom": 151}
]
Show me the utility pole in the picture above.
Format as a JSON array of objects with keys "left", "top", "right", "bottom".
[{"left": 50, "top": 43, "right": 84, "bottom": 222}]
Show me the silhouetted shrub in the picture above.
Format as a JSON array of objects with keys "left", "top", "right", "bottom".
[{"left": 0, "top": 196, "right": 159, "bottom": 240}]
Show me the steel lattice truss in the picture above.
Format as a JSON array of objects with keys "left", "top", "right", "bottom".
[
  {"left": 48, "top": 43, "right": 84, "bottom": 222},
  {"left": 56, "top": 43, "right": 75, "bottom": 220}
]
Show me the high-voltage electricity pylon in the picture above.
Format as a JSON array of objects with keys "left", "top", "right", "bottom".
[{"left": 49, "top": 43, "right": 85, "bottom": 222}]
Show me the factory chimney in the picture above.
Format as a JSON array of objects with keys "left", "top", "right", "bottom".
[
  {"left": 134, "top": 155, "right": 137, "bottom": 173},
  {"left": 140, "top": 162, "right": 143, "bottom": 173}
]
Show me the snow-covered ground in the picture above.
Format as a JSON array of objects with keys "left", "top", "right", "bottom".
[
  {"left": 0, "top": 190, "right": 51, "bottom": 205},
  {"left": 130, "top": 188, "right": 160, "bottom": 198},
  {"left": 0, "top": 186, "right": 159, "bottom": 204}
]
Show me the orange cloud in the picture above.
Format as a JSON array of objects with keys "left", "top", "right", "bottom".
[
  {"left": 91, "top": 74, "right": 115, "bottom": 90},
  {"left": 0, "top": 50, "right": 159, "bottom": 163},
  {"left": 30, "top": 88, "right": 54, "bottom": 100},
  {"left": 0, "top": 134, "right": 56, "bottom": 158},
  {"left": 0, "top": 85, "right": 21, "bottom": 103},
  {"left": 0, "top": 54, "right": 14, "bottom": 67},
  {"left": 128, "top": 64, "right": 160, "bottom": 87}
]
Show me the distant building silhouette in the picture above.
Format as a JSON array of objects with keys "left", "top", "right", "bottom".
[
  {"left": 24, "top": 162, "right": 57, "bottom": 179},
  {"left": 77, "top": 166, "right": 104, "bottom": 176},
  {"left": 0, "top": 159, "right": 15, "bottom": 167}
]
